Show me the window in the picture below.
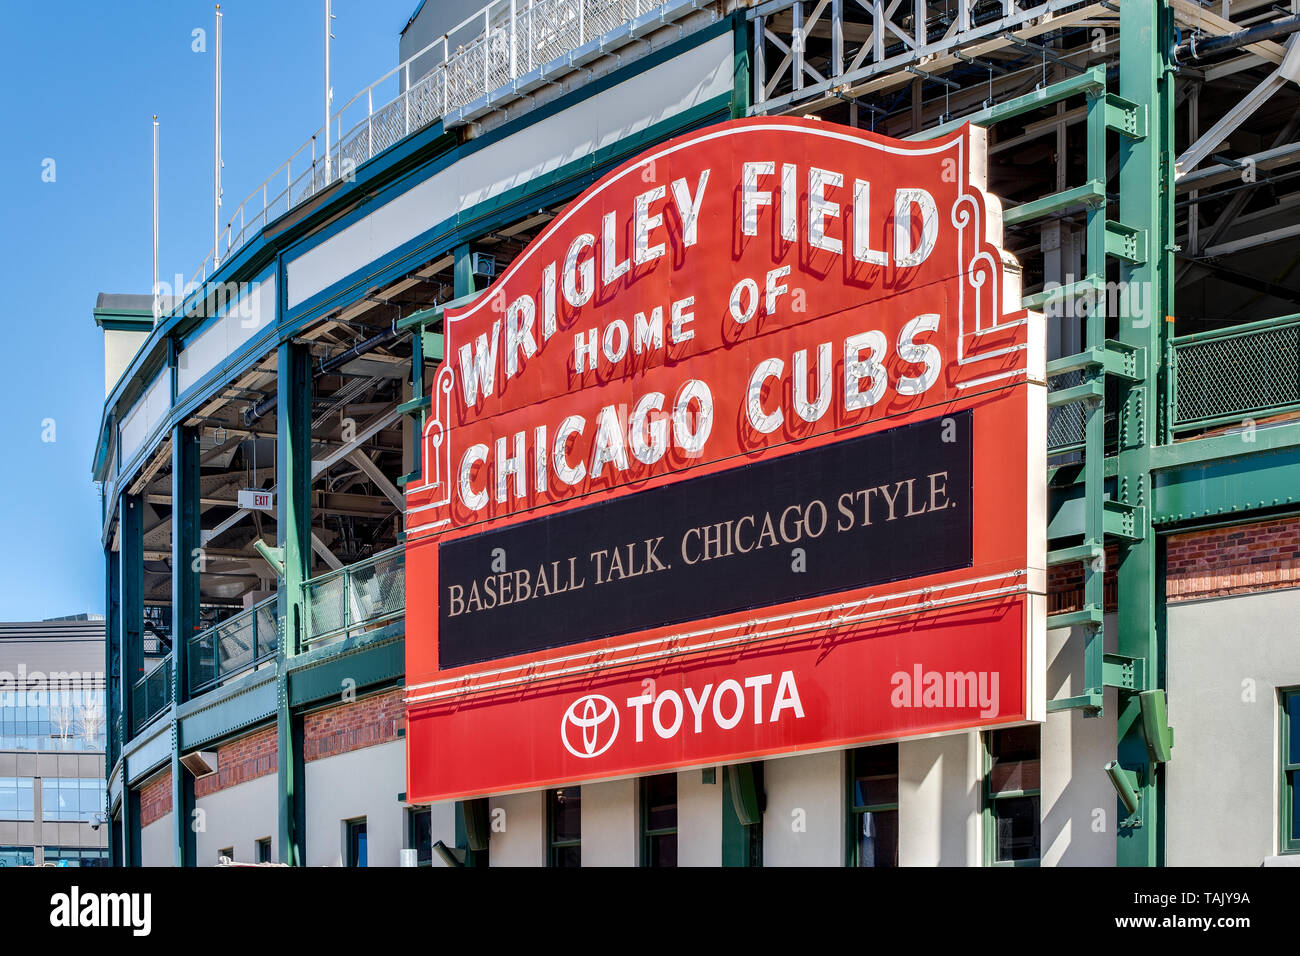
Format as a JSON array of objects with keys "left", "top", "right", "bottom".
[
  {"left": 346, "top": 818, "right": 368, "bottom": 867},
  {"left": 0, "top": 779, "right": 34, "bottom": 821},
  {"left": 1282, "top": 689, "right": 1300, "bottom": 853},
  {"left": 640, "top": 774, "right": 677, "bottom": 867},
  {"left": 218, "top": 847, "right": 234, "bottom": 863},
  {"left": 847, "top": 744, "right": 899, "bottom": 867},
  {"left": 547, "top": 787, "right": 581, "bottom": 867},
  {"left": 41, "top": 778, "right": 104, "bottom": 822},
  {"left": 0, "top": 847, "right": 33, "bottom": 867},
  {"left": 984, "top": 726, "right": 1041, "bottom": 865},
  {"left": 44, "top": 847, "right": 110, "bottom": 868},
  {"left": 255, "top": 838, "right": 272, "bottom": 864},
  {"left": 408, "top": 808, "right": 432, "bottom": 867},
  {"left": 721, "top": 763, "right": 764, "bottom": 867},
  {"left": 0, "top": 689, "right": 105, "bottom": 751}
]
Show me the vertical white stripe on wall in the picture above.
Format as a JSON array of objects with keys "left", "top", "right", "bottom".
[{"left": 899, "top": 731, "right": 982, "bottom": 866}]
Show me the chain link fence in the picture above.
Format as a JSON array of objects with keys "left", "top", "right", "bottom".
[
  {"left": 188, "top": 597, "right": 278, "bottom": 697},
  {"left": 304, "top": 546, "right": 406, "bottom": 650}
]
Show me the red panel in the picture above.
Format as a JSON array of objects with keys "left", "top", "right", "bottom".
[
  {"left": 408, "top": 598, "right": 1028, "bottom": 802},
  {"left": 403, "top": 117, "right": 1042, "bottom": 803}
]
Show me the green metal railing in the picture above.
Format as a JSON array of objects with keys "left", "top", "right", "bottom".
[
  {"left": 1170, "top": 314, "right": 1300, "bottom": 434},
  {"left": 188, "top": 597, "right": 278, "bottom": 696},
  {"left": 131, "top": 656, "right": 172, "bottom": 735},
  {"left": 303, "top": 546, "right": 405, "bottom": 649}
]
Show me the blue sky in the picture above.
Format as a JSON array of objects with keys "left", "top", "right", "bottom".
[{"left": 0, "top": 0, "right": 418, "bottom": 620}]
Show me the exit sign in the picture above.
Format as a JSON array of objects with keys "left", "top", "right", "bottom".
[{"left": 238, "top": 489, "right": 273, "bottom": 511}]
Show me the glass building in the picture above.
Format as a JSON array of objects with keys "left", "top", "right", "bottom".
[{"left": 0, "top": 616, "right": 109, "bottom": 866}]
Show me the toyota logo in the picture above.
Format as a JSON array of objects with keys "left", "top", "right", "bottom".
[{"left": 561, "top": 694, "right": 619, "bottom": 758}]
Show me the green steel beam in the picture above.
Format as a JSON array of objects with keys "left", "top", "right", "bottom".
[
  {"left": 1153, "top": 440, "right": 1300, "bottom": 525},
  {"left": 1047, "top": 542, "right": 1104, "bottom": 566},
  {"left": 105, "top": 540, "right": 123, "bottom": 865},
  {"left": 1112, "top": 0, "right": 1174, "bottom": 868},
  {"left": 731, "top": 10, "right": 751, "bottom": 119},
  {"left": 454, "top": 243, "right": 477, "bottom": 299},
  {"left": 1104, "top": 92, "right": 1146, "bottom": 140},
  {"left": 120, "top": 495, "right": 144, "bottom": 866},
  {"left": 1046, "top": 342, "right": 1145, "bottom": 381},
  {"left": 1047, "top": 607, "right": 1103, "bottom": 629},
  {"left": 170, "top": 424, "right": 200, "bottom": 866},
  {"left": 1079, "top": 79, "right": 1109, "bottom": 717},
  {"left": 1023, "top": 274, "right": 1104, "bottom": 312},
  {"left": 276, "top": 340, "right": 312, "bottom": 866},
  {"left": 287, "top": 631, "right": 405, "bottom": 708},
  {"left": 909, "top": 65, "right": 1106, "bottom": 141},
  {"left": 1047, "top": 379, "right": 1104, "bottom": 408},
  {"left": 125, "top": 788, "right": 142, "bottom": 868},
  {"left": 1150, "top": 419, "right": 1300, "bottom": 471},
  {"left": 1002, "top": 181, "right": 1106, "bottom": 229}
]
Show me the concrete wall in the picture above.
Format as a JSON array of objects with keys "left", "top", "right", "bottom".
[
  {"left": 488, "top": 790, "right": 545, "bottom": 866},
  {"left": 140, "top": 815, "right": 173, "bottom": 867},
  {"left": 104, "top": 328, "right": 147, "bottom": 395},
  {"left": 1040, "top": 614, "right": 1118, "bottom": 866},
  {"left": 762, "top": 750, "right": 844, "bottom": 866},
  {"left": 303, "top": 739, "right": 405, "bottom": 866},
  {"left": 899, "top": 731, "right": 981, "bottom": 866},
  {"left": 425, "top": 801, "right": 459, "bottom": 867},
  {"left": 678, "top": 769, "right": 722, "bottom": 867},
  {"left": 1166, "top": 589, "right": 1300, "bottom": 865},
  {"left": 195, "top": 773, "right": 277, "bottom": 866},
  {"left": 580, "top": 778, "right": 638, "bottom": 866}
]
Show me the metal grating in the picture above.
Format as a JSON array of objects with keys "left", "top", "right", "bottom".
[{"left": 1174, "top": 323, "right": 1300, "bottom": 428}]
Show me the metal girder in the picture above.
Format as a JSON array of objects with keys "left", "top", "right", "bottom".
[
  {"left": 1169, "top": 0, "right": 1288, "bottom": 66},
  {"left": 1153, "top": 434, "right": 1300, "bottom": 525},
  {"left": 1111, "top": 0, "right": 1174, "bottom": 868},
  {"left": 276, "top": 341, "right": 310, "bottom": 866},
  {"left": 310, "top": 534, "right": 344, "bottom": 572},
  {"left": 201, "top": 402, "right": 402, "bottom": 544},
  {"left": 347, "top": 450, "right": 405, "bottom": 509},
  {"left": 1003, "top": 180, "right": 1107, "bottom": 228},
  {"left": 170, "top": 424, "right": 200, "bottom": 867},
  {"left": 910, "top": 64, "right": 1107, "bottom": 141},
  {"left": 751, "top": 0, "right": 1110, "bottom": 115},
  {"left": 1174, "top": 38, "right": 1300, "bottom": 178}
]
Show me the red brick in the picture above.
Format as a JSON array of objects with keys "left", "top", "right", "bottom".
[
  {"left": 139, "top": 770, "right": 172, "bottom": 826},
  {"left": 303, "top": 688, "right": 405, "bottom": 762},
  {"left": 193, "top": 726, "right": 278, "bottom": 798},
  {"left": 1166, "top": 516, "right": 1300, "bottom": 603}
]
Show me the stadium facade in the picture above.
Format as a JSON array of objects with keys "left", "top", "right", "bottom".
[{"left": 95, "top": 0, "right": 1300, "bottom": 866}]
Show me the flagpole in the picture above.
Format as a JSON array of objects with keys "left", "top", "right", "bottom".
[
  {"left": 152, "top": 114, "right": 160, "bottom": 321},
  {"left": 325, "top": 0, "right": 334, "bottom": 183},
  {"left": 214, "top": 4, "right": 223, "bottom": 270}
]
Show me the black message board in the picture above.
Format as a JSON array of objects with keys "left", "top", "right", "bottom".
[{"left": 437, "top": 410, "right": 973, "bottom": 668}]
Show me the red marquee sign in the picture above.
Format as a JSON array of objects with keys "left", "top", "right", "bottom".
[{"left": 404, "top": 118, "right": 1045, "bottom": 803}]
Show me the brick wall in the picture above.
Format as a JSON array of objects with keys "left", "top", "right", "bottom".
[
  {"left": 303, "top": 687, "right": 405, "bottom": 762},
  {"left": 1166, "top": 516, "right": 1300, "bottom": 603},
  {"left": 1047, "top": 544, "right": 1118, "bottom": 616},
  {"left": 194, "top": 725, "right": 278, "bottom": 798},
  {"left": 139, "top": 770, "right": 172, "bottom": 827}
]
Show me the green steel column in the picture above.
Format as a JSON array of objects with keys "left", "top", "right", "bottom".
[
  {"left": 125, "top": 789, "right": 142, "bottom": 868},
  {"left": 105, "top": 541, "right": 122, "bottom": 866},
  {"left": 120, "top": 494, "right": 144, "bottom": 866},
  {"left": 731, "top": 10, "right": 751, "bottom": 119},
  {"left": 276, "top": 339, "right": 312, "bottom": 865},
  {"left": 454, "top": 243, "right": 477, "bottom": 298},
  {"left": 170, "top": 423, "right": 200, "bottom": 866},
  {"left": 1114, "top": 0, "right": 1174, "bottom": 867}
]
